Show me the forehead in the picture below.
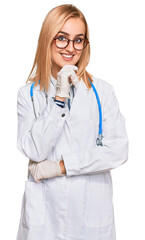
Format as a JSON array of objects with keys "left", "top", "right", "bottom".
[{"left": 59, "top": 18, "right": 86, "bottom": 36}]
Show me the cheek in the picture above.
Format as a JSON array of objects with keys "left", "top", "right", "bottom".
[
  {"left": 51, "top": 44, "right": 59, "bottom": 60},
  {"left": 75, "top": 52, "right": 82, "bottom": 61},
  {"left": 51, "top": 47, "right": 55, "bottom": 61}
]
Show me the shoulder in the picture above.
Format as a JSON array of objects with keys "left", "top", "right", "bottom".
[
  {"left": 91, "top": 76, "right": 115, "bottom": 100},
  {"left": 17, "top": 82, "right": 39, "bottom": 108},
  {"left": 91, "top": 76, "right": 121, "bottom": 115},
  {"left": 17, "top": 81, "right": 41, "bottom": 99},
  {"left": 17, "top": 82, "right": 32, "bottom": 97},
  {"left": 18, "top": 81, "right": 40, "bottom": 94},
  {"left": 92, "top": 76, "right": 113, "bottom": 91}
]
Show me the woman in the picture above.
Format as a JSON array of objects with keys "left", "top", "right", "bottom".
[{"left": 16, "top": 4, "right": 128, "bottom": 240}]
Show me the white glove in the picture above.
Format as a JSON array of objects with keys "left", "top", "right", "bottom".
[
  {"left": 56, "top": 65, "right": 79, "bottom": 99},
  {"left": 28, "top": 159, "right": 65, "bottom": 183}
]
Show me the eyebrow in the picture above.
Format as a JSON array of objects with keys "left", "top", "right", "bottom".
[{"left": 58, "top": 31, "right": 85, "bottom": 37}]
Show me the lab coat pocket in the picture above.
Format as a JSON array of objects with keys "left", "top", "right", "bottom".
[
  {"left": 22, "top": 180, "right": 46, "bottom": 228},
  {"left": 85, "top": 177, "right": 113, "bottom": 228}
]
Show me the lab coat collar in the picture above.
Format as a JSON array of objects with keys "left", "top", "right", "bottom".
[
  {"left": 50, "top": 75, "right": 57, "bottom": 88},
  {"left": 65, "top": 78, "right": 90, "bottom": 119},
  {"left": 33, "top": 75, "right": 89, "bottom": 93}
]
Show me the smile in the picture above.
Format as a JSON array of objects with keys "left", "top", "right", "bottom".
[{"left": 60, "top": 53, "right": 74, "bottom": 60}]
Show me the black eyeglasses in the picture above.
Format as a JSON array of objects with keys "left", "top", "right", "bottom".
[{"left": 53, "top": 35, "right": 89, "bottom": 51}]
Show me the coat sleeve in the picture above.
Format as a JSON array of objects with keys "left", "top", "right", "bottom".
[
  {"left": 62, "top": 85, "right": 129, "bottom": 176},
  {"left": 17, "top": 87, "right": 68, "bottom": 162}
]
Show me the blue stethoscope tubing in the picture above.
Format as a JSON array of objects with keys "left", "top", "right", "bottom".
[
  {"left": 88, "top": 78, "right": 103, "bottom": 146},
  {"left": 30, "top": 78, "right": 103, "bottom": 146}
]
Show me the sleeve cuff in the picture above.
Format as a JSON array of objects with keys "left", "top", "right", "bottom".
[
  {"left": 46, "top": 100, "right": 69, "bottom": 120},
  {"left": 61, "top": 152, "right": 80, "bottom": 176}
]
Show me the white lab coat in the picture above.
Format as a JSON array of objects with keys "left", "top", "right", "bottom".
[{"left": 16, "top": 76, "right": 128, "bottom": 240}]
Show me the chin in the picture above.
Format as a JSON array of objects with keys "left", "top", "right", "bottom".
[{"left": 62, "top": 60, "right": 78, "bottom": 66}]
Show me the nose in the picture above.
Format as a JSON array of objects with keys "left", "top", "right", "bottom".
[{"left": 65, "top": 40, "right": 75, "bottom": 52}]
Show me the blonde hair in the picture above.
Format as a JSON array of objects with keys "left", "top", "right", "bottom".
[{"left": 26, "top": 4, "right": 93, "bottom": 92}]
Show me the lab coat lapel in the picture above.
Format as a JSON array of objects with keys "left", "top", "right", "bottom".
[
  {"left": 34, "top": 78, "right": 56, "bottom": 96},
  {"left": 32, "top": 81, "right": 56, "bottom": 118},
  {"left": 68, "top": 78, "right": 89, "bottom": 119}
]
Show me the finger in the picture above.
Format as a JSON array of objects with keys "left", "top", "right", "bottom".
[
  {"left": 34, "top": 177, "right": 41, "bottom": 183},
  {"left": 62, "top": 65, "right": 78, "bottom": 71},
  {"left": 32, "top": 164, "right": 37, "bottom": 182},
  {"left": 35, "top": 178, "right": 42, "bottom": 183},
  {"left": 29, "top": 162, "right": 36, "bottom": 176},
  {"left": 69, "top": 71, "right": 77, "bottom": 81},
  {"left": 71, "top": 66, "right": 78, "bottom": 71},
  {"left": 34, "top": 172, "right": 41, "bottom": 183},
  {"left": 71, "top": 77, "right": 79, "bottom": 86}
]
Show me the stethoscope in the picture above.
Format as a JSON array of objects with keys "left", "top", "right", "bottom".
[{"left": 30, "top": 78, "right": 103, "bottom": 146}]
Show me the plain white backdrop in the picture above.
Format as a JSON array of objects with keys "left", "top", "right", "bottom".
[{"left": 0, "top": 0, "right": 145, "bottom": 239}]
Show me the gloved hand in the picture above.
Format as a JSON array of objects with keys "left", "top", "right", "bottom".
[
  {"left": 56, "top": 65, "right": 79, "bottom": 99},
  {"left": 28, "top": 159, "right": 65, "bottom": 183}
]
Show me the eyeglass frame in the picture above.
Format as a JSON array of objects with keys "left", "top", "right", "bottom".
[{"left": 53, "top": 35, "right": 89, "bottom": 51}]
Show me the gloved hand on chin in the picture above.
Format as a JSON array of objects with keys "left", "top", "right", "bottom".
[
  {"left": 56, "top": 65, "right": 79, "bottom": 99},
  {"left": 28, "top": 159, "right": 65, "bottom": 183}
]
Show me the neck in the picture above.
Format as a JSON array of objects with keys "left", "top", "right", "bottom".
[{"left": 51, "top": 63, "right": 61, "bottom": 79}]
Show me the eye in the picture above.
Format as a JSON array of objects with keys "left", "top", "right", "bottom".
[
  {"left": 57, "top": 35, "right": 67, "bottom": 41},
  {"left": 74, "top": 38, "right": 83, "bottom": 43}
]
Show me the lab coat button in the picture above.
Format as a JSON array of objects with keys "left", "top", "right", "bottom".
[{"left": 61, "top": 113, "right": 65, "bottom": 117}]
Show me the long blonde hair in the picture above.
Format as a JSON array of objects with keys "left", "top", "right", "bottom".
[{"left": 26, "top": 4, "right": 93, "bottom": 92}]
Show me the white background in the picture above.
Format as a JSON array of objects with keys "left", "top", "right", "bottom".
[{"left": 0, "top": 0, "right": 145, "bottom": 239}]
